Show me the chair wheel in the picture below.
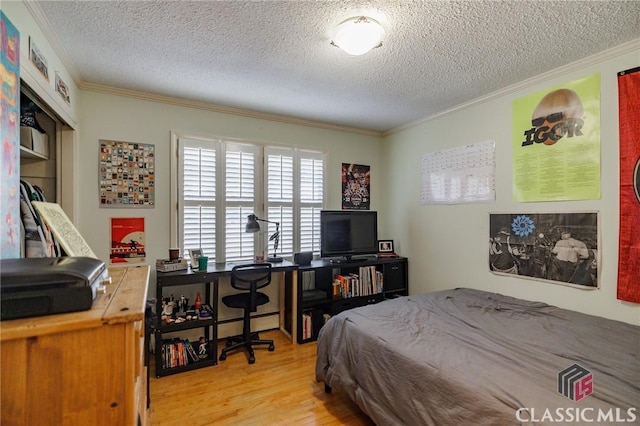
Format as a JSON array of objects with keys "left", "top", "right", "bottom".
[
  {"left": 249, "top": 356, "right": 255, "bottom": 364},
  {"left": 268, "top": 344, "right": 275, "bottom": 351},
  {"left": 219, "top": 353, "right": 226, "bottom": 361}
]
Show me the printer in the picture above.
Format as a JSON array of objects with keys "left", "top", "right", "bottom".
[{"left": 0, "top": 257, "right": 110, "bottom": 320}]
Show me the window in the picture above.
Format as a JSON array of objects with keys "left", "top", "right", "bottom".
[
  {"left": 265, "top": 147, "right": 324, "bottom": 258},
  {"left": 173, "top": 134, "right": 325, "bottom": 263}
]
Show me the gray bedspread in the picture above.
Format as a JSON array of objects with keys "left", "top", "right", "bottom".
[{"left": 315, "top": 288, "right": 640, "bottom": 425}]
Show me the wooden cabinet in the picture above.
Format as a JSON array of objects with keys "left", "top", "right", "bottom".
[
  {"left": 0, "top": 265, "right": 150, "bottom": 426},
  {"left": 296, "top": 257, "right": 408, "bottom": 343}
]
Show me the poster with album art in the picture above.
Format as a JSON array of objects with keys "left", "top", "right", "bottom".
[
  {"left": 489, "top": 212, "right": 599, "bottom": 289},
  {"left": 99, "top": 140, "right": 155, "bottom": 207},
  {"left": 110, "top": 217, "right": 145, "bottom": 264},
  {"left": 342, "top": 163, "right": 370, "bottom": 210}
]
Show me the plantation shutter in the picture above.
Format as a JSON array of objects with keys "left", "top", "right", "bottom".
[
  {"left": 179, "top": 138, "right": 217, "bottom": 258},
  {"left": 266, "top": 147, "right": 294, "bottom": 258},
  {"left": 266, "top": 147, "right": 324, "bottom": 256},
  {"left": 225, "top": 143, "right": 257, "bottom": 263},
  {"left": 176, "top": 135, "right": 325, "bottom": 263},
  {"left": 299, "top": 151, "right": 324, "bottom": 254}
]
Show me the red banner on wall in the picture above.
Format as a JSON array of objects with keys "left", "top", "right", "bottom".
[{"left": 617, "top": 67, "right": 640, "bottom": 303}]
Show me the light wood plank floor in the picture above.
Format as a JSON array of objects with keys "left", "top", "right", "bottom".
[{"left": 149, "top": 330, "right": 375, "bottom": 426}]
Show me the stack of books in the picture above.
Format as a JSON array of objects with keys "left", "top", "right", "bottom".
[{"left": 156, "top": 258, "right": 188, "bottom": 272}]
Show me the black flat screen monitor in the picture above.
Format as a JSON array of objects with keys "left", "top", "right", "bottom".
[{"left": 320, "top": 210, "right": 378, "bottom": 261}]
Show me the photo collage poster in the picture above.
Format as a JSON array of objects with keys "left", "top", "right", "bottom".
[{"left": 99, "top": 140, "right": 155, "bottom": 207}]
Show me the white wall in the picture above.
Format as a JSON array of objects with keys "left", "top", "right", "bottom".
[
  {"left": 77, "top": 90, "right": 382, "bottom": 284},
  {"left": 381, "top": 44, "right": 640, "bottom": 325}
]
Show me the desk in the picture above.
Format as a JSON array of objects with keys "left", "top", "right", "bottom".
[{"left": 154, "top": 261, "right": 298, "bottom": 377}]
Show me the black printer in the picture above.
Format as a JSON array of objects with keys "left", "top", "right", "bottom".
[{"left": 0, "top": 257, "right": 109, "bottom": 320}]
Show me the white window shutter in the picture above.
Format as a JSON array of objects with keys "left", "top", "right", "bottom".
[
  {"left": 225, "top": 143, "right": 257, "bottom": 262},
  {"left": 179, "top": 140, "right": 217, "bottom": 257},
  {"left": 177, "top": 137, "right": 325, "bottom": 263},
  {"left": 299, "top": 153, "right": 324, "bottom": 253}
]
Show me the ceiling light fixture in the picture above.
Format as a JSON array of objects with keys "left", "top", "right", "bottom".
[{"left": 331, "top": 16, "right": 384, "bottom": 56}]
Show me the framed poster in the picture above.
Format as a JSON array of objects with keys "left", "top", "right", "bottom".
[
  {"left": 28, "top": 36, "right": 49, "bottom": 82},
  {"left": 110, "top": 217, "right": 145, "bottom": 264},
  {"left": 99, "top": 140, "right": 155, "bottom": 207},
  {"left": 55, "top": 72, "right": 70, "bottom": 105},
  {"left": 489, "top": 212, "right": 599, "bottom": 289},
  {"left": 342, "top": 163, "right": 370, "bottom": 210}
]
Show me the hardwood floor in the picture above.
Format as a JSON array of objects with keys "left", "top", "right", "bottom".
[{"left": 149, "top": 330, "right": 375, "bottom": 426}]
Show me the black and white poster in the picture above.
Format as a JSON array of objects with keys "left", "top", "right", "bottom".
[{"left": 489, "top": 212, "right": 599, "bottom": 288}]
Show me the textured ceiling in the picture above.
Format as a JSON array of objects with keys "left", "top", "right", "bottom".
[{"left": 33, "top": 1, "right": 640, "bottom": 133}]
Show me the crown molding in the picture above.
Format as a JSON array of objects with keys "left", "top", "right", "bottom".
[
  {"left": 23, "top": 1, "right": 84, "bottom": 84},
  {"left": 79, "top": 82, "right": 382, "bottom": 137},
  {"left": 385, "top": 38, "right": 640, "bottom": 137}
]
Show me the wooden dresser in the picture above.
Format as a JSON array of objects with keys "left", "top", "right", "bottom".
[{"left": 1, "top": 265, "right": 149, "bottom": 426}]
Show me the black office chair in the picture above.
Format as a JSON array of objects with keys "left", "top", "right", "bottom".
[{"left": 219, "top": 263, "right": 275, "bottom": 364}]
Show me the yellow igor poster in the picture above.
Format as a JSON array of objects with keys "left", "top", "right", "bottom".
[{"left": 512, "top": 73, "right": 600, "bottom": 202}]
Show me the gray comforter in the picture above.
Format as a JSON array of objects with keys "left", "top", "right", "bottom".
[{"left": 315, "top": 288, "right": 640, "bottom": 425}]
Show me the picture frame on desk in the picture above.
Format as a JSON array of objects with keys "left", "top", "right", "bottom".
[
  {"left": 188, "top": 248, "right": 202, "bottom": 269},
  {"left": 377, "top": 240, "right": 398, "bottom": 257}
]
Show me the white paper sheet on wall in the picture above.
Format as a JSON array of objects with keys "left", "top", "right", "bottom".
[{"left": 421, "top": 140, "right": 496, "bottom": 204}]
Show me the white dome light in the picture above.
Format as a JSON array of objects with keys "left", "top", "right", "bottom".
[{"left": 332, "top": 16, "right": 384, "bottom": 56}]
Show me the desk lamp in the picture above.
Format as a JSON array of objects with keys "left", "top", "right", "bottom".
[{"left": 245, "top": 214, "right": 283, "bottom": 262}]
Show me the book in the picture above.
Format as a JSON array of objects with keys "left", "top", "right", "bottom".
[
  {"left": 156, "top": 258, "right": 188, "bottom": 272},
  {"left": 302, "top": 313, "right": 312, "bottom": 340},
  {"left": 156, "top": 258, "right": 187, "bottom": 265},
  {"left": 184, "top": 339, "right": 199, "bottom": 363}
]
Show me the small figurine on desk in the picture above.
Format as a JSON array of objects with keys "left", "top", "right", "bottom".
[
  {"left": 198, "top": 336, "right": 208, "bottom": 359},
  {"left": 178, "top": 294, "right": 188, "bottom": 313},
  {"left": 161, "top": 298, "right": 174, "bottom": 317}
]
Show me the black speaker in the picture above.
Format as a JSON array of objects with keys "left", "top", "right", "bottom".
[{"left": 294, "top": 251, "right": 313, "bottom": 265}]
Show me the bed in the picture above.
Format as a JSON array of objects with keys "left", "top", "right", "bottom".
[{"left": 315, "top": 288, "right": 640, "bottom": 425}]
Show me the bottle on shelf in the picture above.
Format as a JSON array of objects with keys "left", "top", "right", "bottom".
[{"left": 194, "top": 292, "right": 202, "bottom": 311}]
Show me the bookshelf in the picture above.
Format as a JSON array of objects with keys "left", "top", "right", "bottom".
[
  {"left": 154, "top": 270, "right": 217, "bottom": 377},
  {"left": 296, "top": 257, "right": 408, "bottom": 343}
]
